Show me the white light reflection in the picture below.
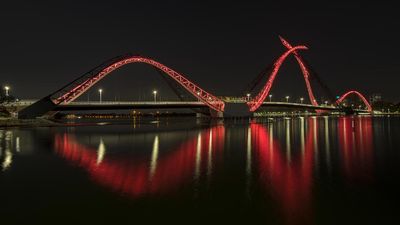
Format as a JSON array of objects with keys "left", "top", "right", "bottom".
[
  {"left": 96, "top": 139, "right": 106, "bottom": 165},
  {"left": 16, "top": 137, "right": 20, "bottom": 152},
  {"left": 312, "top": 117, "right": 319, "bottom": 172},
  {"left": 300, "top": 117, "right": 305, "bottom": 156},
  {"left": 194, "top": 132, "right": 202, "bottom": 181},
  {"left": 246, "top": 126, "right": 252, "bottom": 198},
  {"left": 2, "top": 131, "right": 13, "bottom": 171},
  {"left": 2, "top": 151, "right": 12, "bottom": 171},
  {"left": 358, "top": 117, "right": 364, "bottom": 151},
  {"left": 246, "top": 127, "right": 252, "bottom": 176},
  {"left": 324, "top": 117, "right": 331, "bottom": 171},
  {"left": 285, "top": 119, "right": 291, "bottom": 163},
  {"left": 207, "top": 129, "right": 213, "bottom": 179},
  {"left": 149, "top": 135, "right": 159, "bottom": 179},
  {"left": 352, "top": 118, "right": 356, "bottom": 153},
  {"left": 0, "top": 130, "right": 3, "bottom": 158},
  {"left": 343, "top": 117, "right": 347, "bottom": 150},
  {"left": 269, "top": 123, "right": 274, "bottom": 170}
]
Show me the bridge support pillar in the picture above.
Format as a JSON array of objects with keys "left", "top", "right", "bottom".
[
  {"left": 209, "top": 109, "right": 224, "bottom": 118},
  {"left": 223, "top": 102, "right": 251, "bottom": 118},
  {"left": 196, "top": 113, "right": 207, "bottom": 118}
]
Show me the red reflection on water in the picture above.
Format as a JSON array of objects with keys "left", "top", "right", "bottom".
[
  {"left": 251, "top": 118, "right": 317, "bottom": 225},
  {"left": 338, "top": 116, "right": 374, "bottom": 183},
  {"left": 54, "top": 126, "right": 225, "bottom": 197}
]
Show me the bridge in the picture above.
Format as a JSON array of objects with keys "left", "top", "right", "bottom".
[
  {"left": 10, "top": 100, "right": 368, "bottom": 114},
  {"left": 10, "top": 100, "right": 339, "bottom": 110},
  {"left": 16, "top": 36, "right": 373, "bottom": 119}
]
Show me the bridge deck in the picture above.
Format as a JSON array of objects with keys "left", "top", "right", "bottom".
[
  {"left": 55, "top": 101, "right": 208, "bottom": 111},
  {"left": 6, "top": 100, "right": 368, "bottom": 112}
]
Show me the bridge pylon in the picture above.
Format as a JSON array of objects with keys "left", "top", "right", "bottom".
[{"left": 18, "top": 96, "right": 57, "bottom": 119}]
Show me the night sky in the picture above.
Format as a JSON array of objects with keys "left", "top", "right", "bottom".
[{"left": 1, "top": 1, "right": 399, "bottom": 102}]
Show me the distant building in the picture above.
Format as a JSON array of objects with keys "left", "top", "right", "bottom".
[{"left": 369, "top": 93, "right": 382, "bottom": 103}]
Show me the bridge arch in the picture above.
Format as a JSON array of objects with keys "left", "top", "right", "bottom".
[
  {"left": 279, "top": 36, "right": 319, "bottom": 107},
  {"left": 336, "top": 90, "right": 372, "bottom": 112},
  {"left": 54, "top": 55, "right": 224, "bottom": 112},
  {"left": 247, "top": 45, "right": 308, "bottom": 112}
]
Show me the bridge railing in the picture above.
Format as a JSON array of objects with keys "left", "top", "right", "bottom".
[
  {"left": 1, "top": 100, "right": 37, "bottom": 106},
  {"left": 262, "top": 101, "right": 336, "bottom": 108}
]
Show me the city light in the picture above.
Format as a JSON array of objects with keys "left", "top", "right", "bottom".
[
  {"left": 300, "top": 97, "right": 304, "bottom": 104},
  {"left": 98, "top": 89, "right": 103, "bottom": 103},
  {"left": 197, "top": 91, "right": 201, "bottom": 101},
  {"left": 4, "top": 86, "right": 10, "bottom": 96},
  {"left": 269, "top": 94, "right": 272, "bottom": 102},
  {"left": 285, "top": 96, "right": 290, "bottom": 103},
  {"left": 246, "top": 93, "right": 251, "bottom": 101},
  {"left": 153, "top": 90, "right": 157, "bottom": 102}
]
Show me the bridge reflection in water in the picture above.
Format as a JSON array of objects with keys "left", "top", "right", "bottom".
[
  {"left": 338, "top": 116, "right": 374, "bottom": 183},
  {"left": 54, "top": 126, "right": 226, "bottom": 197},
  {"left": 52, "top": 117, "right": 374, "bottom": 224}
]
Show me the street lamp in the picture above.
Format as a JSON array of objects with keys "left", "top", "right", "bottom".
[
  {"left": 4, "top": 86, "right": 10, "bottom": 96},
  {"left": 324, "top": 100, "right": 328, "bottom": 105},
  {"left": 285, "top": 96, "right": 290, "bottom": 103},
  {"left": 300, "top": 97, "right": 304, "bottom": 104},
  {"left": 269, "top": 94, "right": 272, "bottom": 102},
  {"left": 98, "top": 89, "right": 103, "bottom": 103},
  {"left": 153, "top": 90, "right": 157, "bottom": 102},
  {"left": 246, "top": 93, "right": 251, "bottom": 101}
]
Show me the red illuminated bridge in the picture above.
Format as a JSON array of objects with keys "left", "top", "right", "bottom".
[{"left": 17, "top": 37, "right": 373, "bottom": 119}]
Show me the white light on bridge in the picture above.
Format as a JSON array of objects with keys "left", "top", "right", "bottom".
[
  {"left": 285, "top": 96, "right": 290, "bottom": 103},
  {"left": 300, "top": 97, "right": 304, "bottom": 104},
  {"left": 98, "top": 89, "right": 103, "bottom": 103},
  {"left": 269, "top": 94, "right": 272, "bottom": 102},
  {"left": 153, "top": 90, "right": 157, "bottom": 102},
  {"left": 4, "top": 86, "right": 10, "bottom": 96}
]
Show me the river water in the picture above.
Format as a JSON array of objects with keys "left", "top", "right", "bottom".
[{"left": 0, "top": 116, "right": 399, "bottom": 225}]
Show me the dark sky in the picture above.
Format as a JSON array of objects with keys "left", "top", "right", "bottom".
[{"left": 1, "top": 1, "right": 399, "bottom": 102}]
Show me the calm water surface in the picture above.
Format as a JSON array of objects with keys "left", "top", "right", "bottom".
[{"left": 1, "top": 116, "right": 399, "bottom": 225}]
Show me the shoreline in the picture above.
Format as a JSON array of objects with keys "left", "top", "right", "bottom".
[{"left": 1, "top": 113, "right": 399, "bottom": 128}]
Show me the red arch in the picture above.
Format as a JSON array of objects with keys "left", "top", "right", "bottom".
[
  {"left": 336, "top": 90, "right": 372, "bottom": 112},
  {"left": 279, "top": 36, "right": 319, "bottom": 107},
  {"left": 54, "top": 56, "right": 225, "bottom": 112},
  {"left": 247, "top": 45, "right": 308, "bottom": 112}
]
